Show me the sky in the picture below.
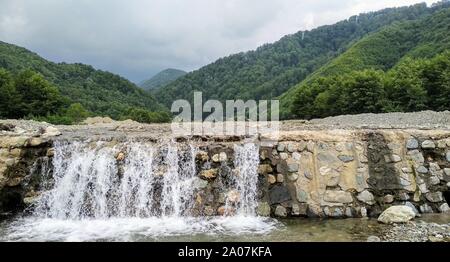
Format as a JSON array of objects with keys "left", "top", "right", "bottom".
[{"left": 0, "top": 0, "right": 439, "bottom": 83}]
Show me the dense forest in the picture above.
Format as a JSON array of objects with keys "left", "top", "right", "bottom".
[
  {"left": 155, "top": 2, "right": 450, "bottom": 116},
  {"left": 0, "top": 41, "right": 171, "bottom": 124},
  {"left": 285, "top": 6, "right": 450, "bottom": 118},
  {"left": 140, "top": 68, "right": 187, "bottom": 91}
]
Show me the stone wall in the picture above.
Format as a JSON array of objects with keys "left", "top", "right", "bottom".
[
  {"left": 258, "top": 129, "right": 450, "bottom": 218},
  {"left": 1, "top": 121, "right": 450, "bottom": 218}
]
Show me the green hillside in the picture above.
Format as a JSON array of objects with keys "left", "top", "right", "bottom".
[
  {"left": 0, "top": 41, "right": 170, "bottom": 123},
  {"left": 155, "top": 3, "right": 442, "bottom": 109},
  {"left": 140, "top": 68, "right": 186, "bottom": 91},
  {"left": 286, "top": 6, "right": 450, "bottom": 119}
]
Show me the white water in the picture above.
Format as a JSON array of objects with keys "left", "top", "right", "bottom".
[{"left": 1, "top": 140, "right": 278, "bottom": 241}]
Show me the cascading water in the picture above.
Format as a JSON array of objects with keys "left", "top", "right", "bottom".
[{"left": 1, "top": 140, "right": 277, "bottom": 241}]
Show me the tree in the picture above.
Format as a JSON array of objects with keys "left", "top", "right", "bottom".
[
  {"left": 65, "top": 103, "right": 90, "bottom": 123},
  {"left": 0, "top": 69, "right": 17, "bottom": 118},
  {"left": 421, "top": 51, "right": 450, "bottom": 111}
]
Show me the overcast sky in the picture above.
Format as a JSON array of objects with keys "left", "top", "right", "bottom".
[{"left": 0, "top": 0, "right": 439, "bottom": 83}]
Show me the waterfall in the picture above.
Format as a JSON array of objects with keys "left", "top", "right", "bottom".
[{"left": 2, "top": 140, "right": 278, "bottom": 241}]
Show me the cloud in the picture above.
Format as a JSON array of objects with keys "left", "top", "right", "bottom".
[{"left": 0, "top": 0, "right": 439, "bottom": 82}]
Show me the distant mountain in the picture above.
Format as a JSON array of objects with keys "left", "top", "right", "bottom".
[
  {"left": 140, "top": 68, "right": 186, "bottom": 91},
  {"left": 154, "top": 2, "right": 450, "bottom": 119},
  {"left": 0, "top": 41, "right": 169, "bottom": 120}
]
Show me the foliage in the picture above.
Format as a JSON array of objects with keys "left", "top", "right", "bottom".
[
  {"left": 119, "top": 107, "right": 172, "bottom": 123},
  {"left": 140, "top": 68, "right": 187, "bottom": 91}
]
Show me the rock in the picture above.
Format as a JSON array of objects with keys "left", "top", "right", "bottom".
[
  {"left": 203, "top": 206, "right": 215, "bottom": 216},
  {"left": 212, "top": 152, "right": 227, "bottom": 162},
  {"left": 116, "top": 152, "right": 125, "bottom": 161},
  {"left": 438, "top": 203, "right": 450, "bottom": 213},
  {"left": 390, "top": 154, "right": 402, "bottom": 163},
  {"left": 269, "top": 185, "right": 291, "bottom": 204},
  {"left": 276, "top": 174, "right": 284, "bottom": 183},
  {"left": 256, "top": 202, "right": 271, "bottom": 216},
  {"left": 324, "top": 206, "right": 343, "bottom": 218},
  {"left": 274, "top": 205, "right": 287, "bottom": 217},
  {"left": 360, "top": 207, "right": 368, "bottom": 218},
  {"left": 446, "top": 151, "right": 450, "bottom": 162},
  {"left": 437, "top": 139, "right": 448, "bottom": 149},
  {"left": 217, "top": 206, "right": 234, "bottom": 216},
  {"left": 199, "top": 169, "right": 218, "bottom": 180},
  {"left": 259, "top": 149, "right": 269, "bottom": 160},
  {"left": 291, "top": 203, "right": 307, "bottom": 216},
  {"left": 378, "top": 206, "right": 415, "bottom": 224},
  {"left": 292, "top": 152, "right": 301, "bottom": 161},
  {"left": 6, "top": 177, "right": 22, "bottom": 187},
  {"left": 398, "top": 193, "right": 410, "bottom": 201},
  {"left": 402, "top": 167, "right": 413, "bottom": 173},
  {"left": 268, "top": 175, "right": 277, "bottom": 184},
  {"left": 367, "top": 236, "right": 381, "bottom": 242},
  {"left": 82, "top": 117, "right": 113, "bottom": 125},
  {"left": 191, "top": 177, "right": 208, "bottom": 189},
  {"left": 296, "top": 188, "right": 308, "bottom": 203},
  {"left": 287, "top": 173, "right": 299, "bottom": 182},
  {"left": 418, "top": 183, "right": 429, "bottom": 194},
  {"left": 46, "top": 148, "right": 55, "bottom": 157},
  {"left": 338, "top": 155, "right": 354, "bottom": 163},
  {"left": 287, "top": 162, "right": 299, "bottom": 172},
  {"left": 28, "top": 137, "right": 44, "bottom": 147},
  {"left": 227, "top": 190, "right": 240, "bottom": 203},
  {"left": 447, "top": 182, "right": 450, "bottom": 189},
  {"left": 407, "top": 150, "right": 424, "bottom": 164},
  {"left": 196, "top": 151, "right": 209, "bottom": 162},
  {"left": 425, "top": 192, "right": 443, "bottom": 203},
  {"left": 304, "top": 170, "right": 313, "bottom": 180},
  {"left": 306, "top": 141, "right": 315, "bottom": 152},
  {"left": 277, "top": 144, "right": 285, "bottom": 152},
  {"left": 404, "top": 202, "right": 420, "bottom": 216},
  {"left": 383, "top": 194, "right": 394, "bottom": 204},
  {"left": 444, "top": 168, "right": 450, "bottom": 181},
  {"left": 416, "top": 166, "right": 428, "bottom": 174},
  {"left": 297, "top": 141, "right": 307, "bottom": 151},
  {"left": 421, "top": 140, "right": 436, "bottom": 149},
  {"left": 279, "top": 153, "right": 289, "bottom": 160},
  {"left": 324, "top": 190, "right": 353, "bottom": 204},
  {"left": 357, "top": 190, "right": 375, "bottom": 205},
  {"left": 287, "top": 144, "right": 296, "bottom": 153},
  {"left": 420, "top": 204, "right": 433, "bottom": 213},
  {"left": 43, "top": 126, "right": 61, "bottom": 138},
  {"left": 258, "top": 164, "right": 273, "bottom": 175},
  {"left": 428, "top": 176, "right": 440, "bottom": 186},
  {"left": 406, "top": 138, "right": 419, "bottom": 150},
  {"left": 23, "top": 196, "right": 39, "bottom": 206}
]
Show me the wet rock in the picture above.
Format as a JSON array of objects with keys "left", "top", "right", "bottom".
[
  {"left": 420, "top": 204, "right": 433, "bottom": 213},
  {"left": 196, "top": 151, "right": 209, "bottom": 162},
  {"left": 256, "top": 202, "right": 271, "bottom": 216},
  {"left": 425, "top": 192, "right": 443, "bottom": 203},
  {"left": 267, "top": 175, "right": 277, "bottom": 184},
  {"left": 116, "top": 152, "right": 125, "bottom": 161},
  {"left": 258, "top": 164, "right": 273, "bottom": 175},
  {"left": 404, "top": 202, "right": 420, "bottom": 216},
  {"left": 406, "top": 138, "right": 419, "bottom": 150},
  {"left": 192, "top": 177, "right": 208, "bottom": 189},
  {"left": 259, "top": 149, "right": 269, "bottom": 160},
  {"left": 438, "top": 203, "right": 450, "bottom": 213},
  {"left": 227, "top": 190, "right": 240, "bottom": 203},
  {"left": 357, "top": 190, "right": 375, "bottom": 205},
  {"left": 291, "top": 203, "right": 307, "bottom": 216},
  {"left": 269, "top": 185, "right": 291, "bottom": 204},
  {"left": 338, "top": 155, "right": 354, "bottom": 163},
  {"left": 383, "top": 194, "right": 394, "bottom": 204},
  {"left": 324, "top": 206, "right": 343, "bottom": 218},
  {"left": 274, "top": 205, "right": 287, "bottom": 217},
  {"left": 204, "top": 206, "right": 215, "bottom": 216},
  {"left": 199, "top": 169, "right": 218, "bottom": 180},
  {"left": 46, "top": 148, "right": 55, "bottom": 157},
  {"left": 212, "top": 152, "right": 227, "bottom": 163},
  {"left": 378, "top": 206, "right": 415, "bottom": 224},
  {"left": 324, "top": 190, "right": 353, "bottom": 204},
  {"left": 421, "top": 140, "right": 436, "bottom": 149},
  {"left": 360, "top": 207, "right": 368, "bottom": 218},
  {"left": 217, "top": 206, "right": 234, "bottom": 216}
]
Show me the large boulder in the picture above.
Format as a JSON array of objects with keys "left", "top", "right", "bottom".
[{"left": 378, "top": 206, "right": 415, "bottom": 224}]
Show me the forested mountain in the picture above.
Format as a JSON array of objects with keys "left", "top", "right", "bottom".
[
  {"left": 155, "top": 2, "right": 447, "bottom": 111},
  {"left": 139, "top": 68, "right": 186, "bottom": 91},
  {"left": 287, "top": 5, "right": 450, "bottom": 119},
  {"left": 0, "top": 41, "right": 170, "bottom": 123}
]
